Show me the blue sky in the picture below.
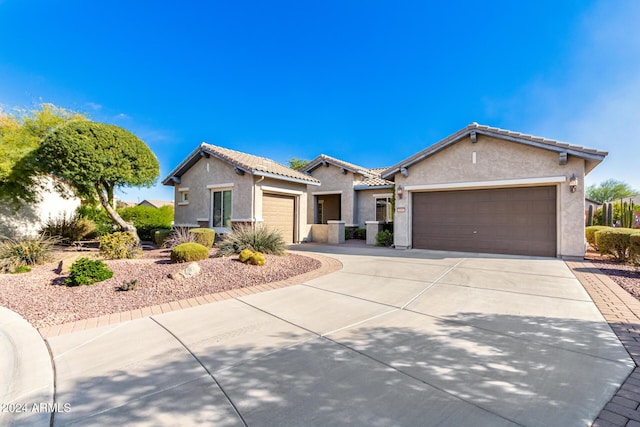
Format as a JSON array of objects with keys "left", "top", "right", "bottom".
[{"left": 1, "top": 0, "right": 638, "bottom": 202}]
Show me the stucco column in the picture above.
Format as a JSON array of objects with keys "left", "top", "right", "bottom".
[
  {"left": 327, "top": 220, "right": 345, "bottom": 245},
  {"left": 365, "top": 221, "right": 381, "bottom": 245}
]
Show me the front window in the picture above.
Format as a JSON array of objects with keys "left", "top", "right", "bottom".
[
  {"left": 376, "top": 197, "right": 393, "bottom": 223},
  {"left": 212, "top": 190, "right": 232, "bottom": 227}
]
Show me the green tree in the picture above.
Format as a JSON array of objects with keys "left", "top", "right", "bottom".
[
  {"left": 36, "top": 121, "right": 159, "bottom": 242},
  {"left": 0, "top": 104, "right": 85, "bottom": 205},
  {"left": 586, "top": 179, "right": 637, "bottom": 203},
  {"left": 287, "top": 157, "right": 309, "bottom": 171}
]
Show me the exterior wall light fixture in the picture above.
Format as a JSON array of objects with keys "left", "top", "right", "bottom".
[
  {"left": 396, "top": 185, "right": 404, "bottom": 199},
  {"left": 569, "top": 174, "right": 578, "bottom": 193}
]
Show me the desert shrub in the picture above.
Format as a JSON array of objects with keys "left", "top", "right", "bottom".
[
  {"left": 170, "top": 242, "right": 209, "bottom": 263},
  {"left": 238, "top": 249, "right": 255, "bottom": 263},
  {"left": 77, "top": 205, "right": 114, "bottom": 236},
  {"left": 585, "top": 226, "right": 610, "bottom": 250},
  {"left": 376, "top": 230, "right": 393, "bottom": 247},
  {"left": 40, "top": 212, "right": 96, "bottom": 243},
  {"left": 248, "top": 251, "right": 266, "bottom": 266},
  {"left": 11, "top": 265, "right": 31, "bottom": 274},
  {"left": 189, "top": 228, "right": 216, "bottom": 248},
  {"left": 630, "top": 234, "right": 640, "bottom": 265},
  {"left": 117, "top": 205, "right": 174, "bottom": 241},
  {"left": 64, "top": 258, "right": 113, "bottom": 286},
  {"left": 153, "top": 229, "right": 173, "bottom": 246},
  {"left": 354, "top": 228, "right": 367, "bottom": 240},
  {"left": 99, "top": 232, "right": 142, "bottom": 259},
  {"left": 595, "top": 228, "right": 640, "bottom": 262},
  {"left": 164, "top": 227, "right": 197, "bottom": 248},
  {"left": 217, "top": 225, "right": 285, "bottom": 256},
  {"left": 0, "top": 234, "right": 58, "bottom": 272}
]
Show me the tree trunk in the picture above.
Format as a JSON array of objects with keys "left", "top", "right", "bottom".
[{"left": 95, "top": 183, "right": 140, "bottom": 245}]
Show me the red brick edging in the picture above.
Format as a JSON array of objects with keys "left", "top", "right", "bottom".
[
  {"left": 38, "top": 252, "right": 342, "bottom": 339},
  {"left": 566, "top": 260, "right": 640, "bottom": 427}
]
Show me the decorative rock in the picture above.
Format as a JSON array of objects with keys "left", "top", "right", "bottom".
[{"left": 168, "top": 262, "right": 201, "bottom": 281}]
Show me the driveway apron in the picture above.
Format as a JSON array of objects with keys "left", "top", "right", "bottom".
[{"left": 45, "top": 246, "right": 633, "bottom": 426}]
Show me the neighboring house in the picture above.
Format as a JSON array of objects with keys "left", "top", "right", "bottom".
[
  {"left": 164, "top": 123, "right": 608, "bottom": 258},
  {"left": 0, "top": 176, "right": 81, "bottom": 238},
  {"left": 138, "top": 199, "right": 174, "bottom": 209},
  {"left": 381, "top": 123, "right": 607, "bottom": 258},
  {"left": 585, "top": 198, "right": 602, "bottom": 212},
  {"left": 162, "top": 143, "right": 320, "bottom": 243},
  {"left": 299, "top": 155, "right": 393, "bottom": 228}
]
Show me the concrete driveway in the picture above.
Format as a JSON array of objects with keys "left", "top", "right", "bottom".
[{"left": 45, "top": 246, "right": 633, "bottom": 426}]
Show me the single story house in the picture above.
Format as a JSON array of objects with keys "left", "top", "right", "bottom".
[
  {"left": 163, "top": 123, "right": 607, "bottom": 258},
  {"left": 161, "top": 143, "right": 320, "bottom": 243}
]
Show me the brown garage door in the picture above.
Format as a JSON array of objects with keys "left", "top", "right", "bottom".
[
  {"left": 263, "top": 193, "right": 295, "bottom": 244},
  {"left": 412, "top": 186, "right": 556, "bottom": 257}
]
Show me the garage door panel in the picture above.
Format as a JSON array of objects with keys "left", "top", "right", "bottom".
[
  {"left": 262, "top": 194, "right": 295, "bottom": 244},
  {"left": 412, "top": 187, "right": 556, "bottom": 257}
]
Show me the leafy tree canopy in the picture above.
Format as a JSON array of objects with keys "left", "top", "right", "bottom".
[
  {"left": 36, "top": 121, "right": 160, "bottom": 241},
  {"left": 0, "top": 104, "right": 86, "bottom": 204},
  {"left": 288, "top": 157, "right": 309, "bottom": 171},
  {"left": 586, "top": 179, "right": 637, "bottom": 203}
]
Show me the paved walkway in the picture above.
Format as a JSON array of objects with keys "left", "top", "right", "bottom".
[
  {"left": 2, "top": 247, "right": 639, "bottom": 426},
  {"left": 567, "top": 261, "right": 640, "bottom": 427}
]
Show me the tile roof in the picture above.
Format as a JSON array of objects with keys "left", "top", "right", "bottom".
[
  {"left": 382, "top": 122, "right": 608, "bottom": 179},
  {"left": 162, "top": 143, "right": 321, "bottom": 186},
  {"left": 357, "top": 167, "right": 394, "bottom": 188},
  {"left": 300, "top": 154, "right": 374, "bottom": 177},
  {"left": 138, "top": 199, "right": 173, "bottom": 208}
]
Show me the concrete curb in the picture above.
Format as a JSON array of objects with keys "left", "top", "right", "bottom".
[
  {"left": 0, "top": 307, "right": 54, "bottom": 427},
  {"left": 38, "top": 251, "right": 342, "bottom": 339}
]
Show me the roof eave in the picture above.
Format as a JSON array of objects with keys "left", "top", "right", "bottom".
[
  {"left": 354, "top": 184, "right": 394, "bottom": 191},
  {"left": 254, "top": 171, "right": 321, "bottom": 186}
]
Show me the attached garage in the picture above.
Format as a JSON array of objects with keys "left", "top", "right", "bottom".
[
  {"left": 262, "top": 193, "right": 296, "bottom": 243},
  {"left": 412, "top": 186, "right": 557, "bottom": 257}
]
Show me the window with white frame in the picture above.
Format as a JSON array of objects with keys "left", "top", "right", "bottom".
[
  {"left": 375, "top": 196, "right": 393, "bottom": 223},
  {"left": 212, "top": 190, "right": 232, "bottom": 227},
  {"left": 178, "top": 188, "right": 189, "bottom": 205}
]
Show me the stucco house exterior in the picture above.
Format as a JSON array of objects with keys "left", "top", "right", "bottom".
[
  {"left": 299, "top": 155, "right": 394, "bottom": 228},
  {"left": 164, "top": 123, "right": 607, "bottom": 258},
  {"left": 381, "top": 123, "right": 607, "bottom": 258},
  {"left": 0, "top": 176, "right": 81, "bottom": 238},
  {"left": 161, "top": 143, "right": 320, "bottom": 243}
]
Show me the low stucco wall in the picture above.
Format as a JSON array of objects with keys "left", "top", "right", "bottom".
[{"left": 311, "top": 224, "right": 329, "bottom": 243}]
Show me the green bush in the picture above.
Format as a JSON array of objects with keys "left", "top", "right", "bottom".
[
  {"left": 585, "top": 226, "right": 610, "bottom": 249},
  {"left": 99, "top": 232, "right": 142, "bottom": 259},
  {"left": 40, "top": 213, "right": 97, "bottom": 243},
  {"left": 170, "top": 242, "right": 209, "bottom": 263},
  {"left": 117, "top": 205, "right": 174, "bottom": 241},
  {"left": 77, "top": 205, "right": 114, "bottom": 236},
  {"left": 595, "top": 228, "right": 640, "bottom": 262},
  {"left": 153, "top": 229, "right": 173, "bottom": 246},
  {"left": 376, "top": 230, "right": 393, "bottom": 247},
  {"left": 189, "top": 228, "right": 216, "bottom": 248},
  {"left": 354, "top": 228, "right": 367, "bottom": 240},
  {"left": 0, "top": 234, "right": 58, "bottom": 273},
  {"left": 218, "top": 225, "right": 286, "bottom": 256},
  {"left": 64, "top": 258, "right": 114, "bottom": 286},
  {"left": 630, "top": 234, "right": 640, "bottom": 265},
  {"left": 11, "top": 265, "right": 31, "bottom": 274}
]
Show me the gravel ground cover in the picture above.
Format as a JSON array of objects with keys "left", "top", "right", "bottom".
[
  {"left": 586, "top": 249, "right": 640, "bottom": 299},
  {"left": 0, "top": 248, "right": 321, "bottom": 329}
]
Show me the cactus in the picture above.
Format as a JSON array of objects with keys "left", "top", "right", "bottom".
[
  {"left": 586, "top": 205, "right": 594, "bottom": 226},
  {"left": 621, "top": 201, "right": 636, "bottom": 228},
  {"left": 606, "top": 202, "right": 614, "bottom": 226}
]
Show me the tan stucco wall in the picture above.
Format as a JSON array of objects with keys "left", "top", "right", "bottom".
[
  {"left": 0, "top": 177, "right": 80, "bottom": 238},
  {"left": 307, "top": 164, "right": 360, "bottom": 226},
  {"left": 356, "top": 188, "right": 394, "bottom": 226},
  {"left": 169, "top": 156, "right": 311, "bottom": 242},
  {"left": 391, "top": 134, "right": 587, "bottom": 258}
]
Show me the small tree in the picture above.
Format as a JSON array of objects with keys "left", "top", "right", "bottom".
[
  {"left": 288, "top": 157, "right": 309, "bottom": 171},
  {"left": 35, "top": 121, "right": 159, "bottom": 243},
  {"left": 586, "top": 179, "right": 637, "bottom": 203}
]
